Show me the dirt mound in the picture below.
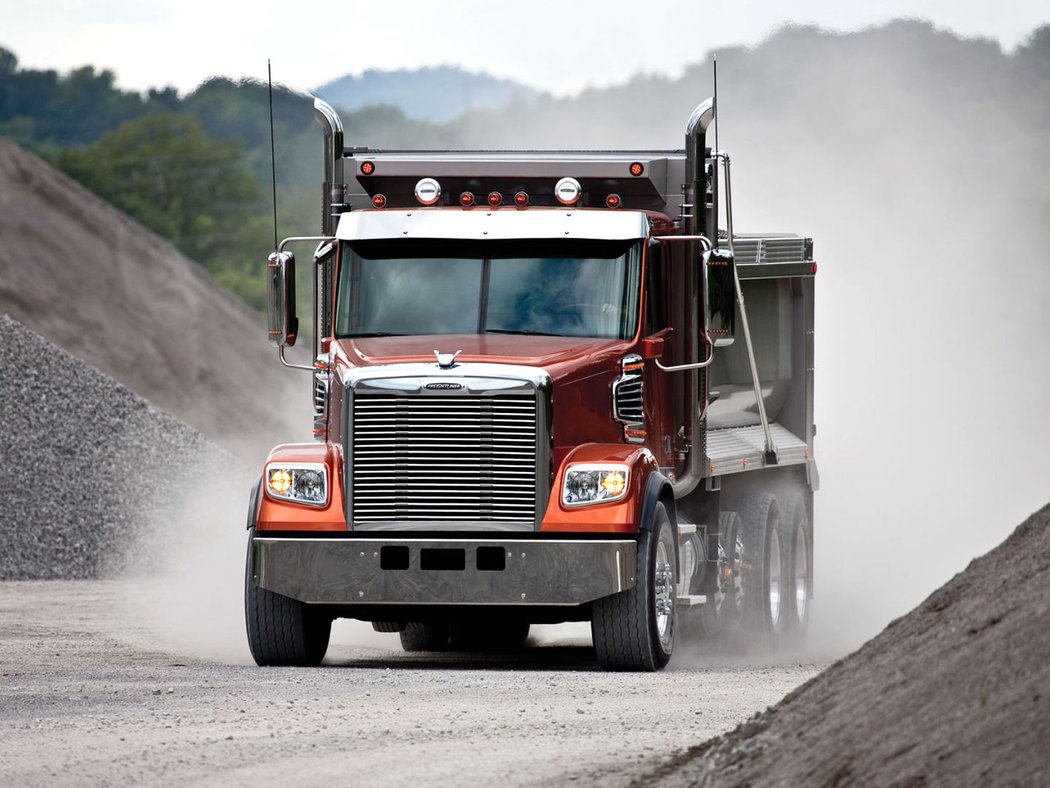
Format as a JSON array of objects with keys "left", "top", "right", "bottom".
[
  {"left": 643, "top": 503, "right": 1050, "bottom": 786},
  {"left": 0, "top": 315, "right": 243, "bottom": 580},
  {"left": 0, "top": 139, "right": 307, "bottom": 458}
]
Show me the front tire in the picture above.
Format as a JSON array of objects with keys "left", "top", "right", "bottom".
[
  {"left": 592, "top": 501, "right": 677, "bottom": 671},
  {"left": 244, "top": 527, "right": 332, "bottom": 666}
]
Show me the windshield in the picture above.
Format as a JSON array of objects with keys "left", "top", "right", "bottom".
[{"left": 335, "top": 238, "right": 641, "bottom": 339}]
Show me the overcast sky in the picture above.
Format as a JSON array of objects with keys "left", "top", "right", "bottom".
[{"left": 2, "top": 0, "right": 1047, "bottom": 96}]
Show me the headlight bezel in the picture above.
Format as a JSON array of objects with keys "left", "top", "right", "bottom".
[
  {"left": 264, "top": 462, "right": 330, "bottom": 508},
  {"left": 561, "top": 463, "right": 631, "bottom": 508}
]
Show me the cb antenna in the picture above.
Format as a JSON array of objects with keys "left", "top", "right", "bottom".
[{"left": 268, "top": 59, "right": 278, "bottom": 250}]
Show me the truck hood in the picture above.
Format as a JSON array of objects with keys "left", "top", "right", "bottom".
[{"left": 334, "top": 334, "right": 631, "bottom": 382}]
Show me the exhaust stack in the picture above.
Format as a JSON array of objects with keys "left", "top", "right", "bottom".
[
  {"left": 672, "top": 96, "right": 714, "bottom": 500},
  {"left": 313, "top": 97, "right": 346, "bottom": 235}
]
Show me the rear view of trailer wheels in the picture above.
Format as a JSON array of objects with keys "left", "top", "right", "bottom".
[
  {"left": 244, "top": 528, "right": 332, "bottom": 667},
  {"left": 739, "top": 493, "right": 787, "bottom": 649},
  {"left": 591, "top": 502, "right": 677, "bottom": 671},
  {"left": 781, "top": 491, "right": 813, "bottom": 642},
  {"left": 399, "top": 622, "right": 451, "bottom": 652}
]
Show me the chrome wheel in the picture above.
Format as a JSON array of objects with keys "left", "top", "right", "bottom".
[
  {"left": 793, "top": 521, "right": 810, "bottom": 624},
  {"left": 768, "top": 523, "right": 782, "bottom": 627},
  {"left": 654, "top": 530, "right": 675, "bottom": 651}
]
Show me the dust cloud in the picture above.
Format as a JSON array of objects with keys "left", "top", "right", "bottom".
[{"left": 724, "top": 45, "right": 1050, "bottom": 651}]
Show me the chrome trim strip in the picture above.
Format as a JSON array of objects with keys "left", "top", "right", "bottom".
[
  {"left": 335, "top": 208, "right": 650, "bottom": 242},
  {"left": 252, "top": 537, "right": 637, "bottom": 605}
]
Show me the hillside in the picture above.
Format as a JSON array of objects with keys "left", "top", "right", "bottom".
[
  {"left": 0, "top": 139, "right": 308, "bottom": 458},
  {"left": 315, "top": 65, "right": 539, "bottom": 123}
]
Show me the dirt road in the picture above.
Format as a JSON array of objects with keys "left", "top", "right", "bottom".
[{"left": 0, "top": 581, "right": 821, "bottom": 787}]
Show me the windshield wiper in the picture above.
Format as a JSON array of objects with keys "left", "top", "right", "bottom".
[{"left": 485, "top": 328, "right": 566, "bottom": 337}]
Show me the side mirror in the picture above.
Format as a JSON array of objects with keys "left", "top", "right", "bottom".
[
  {"left": 267, "top": 251, "right": 298, "bottom": 347},
  {"left": 703, "top": 247, "right": 736, "bottom": 347}
]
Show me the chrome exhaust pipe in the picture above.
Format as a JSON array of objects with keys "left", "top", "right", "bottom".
[
  {"left": 313, "top": 97, "right": 345, "bottom": 235},
  {"left": 673, "top": 97, "right": 714, "bottom": 500}
]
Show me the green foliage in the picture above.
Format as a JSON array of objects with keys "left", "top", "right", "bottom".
[
  {"left": 3, "top": 20, "right": 1050, "bottom": 315},
  {"left": 55, "top": 114, "right": 272, "bottom": 309}
]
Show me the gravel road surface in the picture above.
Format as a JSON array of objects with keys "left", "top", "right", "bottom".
[{"left": 0, "top": 581, "right": 821, "bottom": 787}]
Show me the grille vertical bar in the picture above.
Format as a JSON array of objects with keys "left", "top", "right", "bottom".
[{"left": 352, "top": 393, "right": 538, "bottom": 524}]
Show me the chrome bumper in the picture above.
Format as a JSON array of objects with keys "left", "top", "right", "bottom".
[{"left": 252, "top": 537, "right": 637, "bottom": 606}]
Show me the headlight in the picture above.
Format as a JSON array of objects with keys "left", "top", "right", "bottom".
[
  {"left": 265, "top": 463, "right": 329, "bottom": 507},
  {"left": 562, "top": 464, "right": 630, "bottom": 507}
]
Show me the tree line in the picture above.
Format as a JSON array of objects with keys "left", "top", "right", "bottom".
[{"left": 1, "top": 20, "right": 1047, "bottom": 312}]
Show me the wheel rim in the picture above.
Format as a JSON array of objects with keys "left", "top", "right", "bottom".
[
  {"left": 715, "top": 525, "right": 744, "bottom": 618},
  {"left": 654, "top": 530, "right": 675, "bottom": 649},
  {"left": 794, "top": 523, "right": 810, "bottom": 623},
  {"left": 768, "top": 524, "right": 782, "bottom": 626}
]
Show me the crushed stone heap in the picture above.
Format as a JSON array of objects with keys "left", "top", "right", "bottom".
[
  {"left": 0, "top": 314, "right": 232, "bottom": 580},
  {"left": 0, "top": 139, "right": 306, "bottom": 457},
  {"left": 645, "top": 502, "right": 1050, "bottom": 787}
]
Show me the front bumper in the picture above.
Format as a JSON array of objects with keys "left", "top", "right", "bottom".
[{"left": 252, "top": 537, "right": 637, "bottom": 606}]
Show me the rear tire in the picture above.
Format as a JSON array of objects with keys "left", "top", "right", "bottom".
[
  {"left": 782, "top": 491, "right": 813, "bottom": 644},
  {"left": 449, "top": 620, "right": 530, "bottom": 651},
  {"left": 399, "top": 622, "right": 450, "bottom": 652},
  {"left": 691, "top": 510, "right": 745, "bottom": 644},
  {"left": 739, "top": 493, "right": 787, "bottom": 650},
  {"left": 244, "top": 528, "right": 332, "bottom": 666},
  {"left": 592, "top": 501, "right": 677, "bottom": 671}
]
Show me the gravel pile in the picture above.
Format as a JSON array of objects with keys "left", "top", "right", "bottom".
[
  {"left": 0, "top": 314, "right": 234, "bottom": 580},
  {"left": 0, "top": 139, "right": 307, "bottom": 458},
  {"left": 642, "top": 502, "right": 1050, "bottom": 786}
]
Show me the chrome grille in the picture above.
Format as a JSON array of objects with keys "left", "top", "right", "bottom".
[
  {"left": 613, "top": 376, "right": 643, "bottom": 422},
  {"left": 313, "top": 354, "right": 330, "bottom": 441},
  {"left": 351, "top": 393, "right": 538, "bottom": 524},
  {"left": 612, "top": 355, "right": 645, "bottom": 444}
]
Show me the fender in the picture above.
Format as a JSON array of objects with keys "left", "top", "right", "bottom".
[
  {"left": 638, "top": 470, "right": 676, "bottom": 533},
  {"left": 540, "top": 443, "right": 662, "bottom": 534},
  {"left": 245, "top": 477, "right": 262, "bottom": 530},
  {"left": 255, "top": 442, "right": 349, "bottom": 532}
]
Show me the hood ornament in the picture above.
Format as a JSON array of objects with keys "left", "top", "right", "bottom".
[{"left": 434, "top": 350, "right": 462, "bottom": 369}]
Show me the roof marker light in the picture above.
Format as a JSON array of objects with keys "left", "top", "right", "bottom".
[
  {"left": 606, "top": 194, "right": 622, "bottom": 209},
  {"left": 460, "top": 191, "right": 476, "bottom": 207},
  {"left": 554, "top": 177, "right": 582, "bottom": 206},
  {"left": 487, "top": 191, "right": 503, "bottom": 207},
  {"left": 360, "top": 161, "right": 375, "bottom": 175},
  {"left": 629, "top": 162, "right": 644, "bottom": 176},
  {"left": 414, "top": 177, "right": 442, "bottom": 206},
  {"left": 514, "top": 191, "right": 529, "bottom": 207},
  {"left": 371, "top": 194, "right": 387, "bottom": 208}
]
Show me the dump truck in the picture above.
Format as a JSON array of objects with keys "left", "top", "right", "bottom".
[{"left": 244, "top": 95, "right": 818, "bottom": 671}]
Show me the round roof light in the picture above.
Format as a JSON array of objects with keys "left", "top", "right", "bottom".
[
  {"left": 371, "top": 194, "right": 387, "bottom": 208},
  {"left": 414, "top": 177, "right": 442, "bottom": 206},
  {"left": 555, "top": 177, "right": 582, "bottom": 206},
  {"left": 629, "top": 162, "right": 644, "bottom": 177},
  {"left": 514, "top": 191, "right": 529, "bottom": 207},
  {"left": 460, "top": 191, "right": 476, "bottom": 207},
  {"left": 487, "top": 191, "right": 503, "bottom": 207},
  {"left": 360, "top": 161, "right": 376, "bottom": 175},
  {"left": 606, "top": 194, "right": 622, "bottom": 209}
]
